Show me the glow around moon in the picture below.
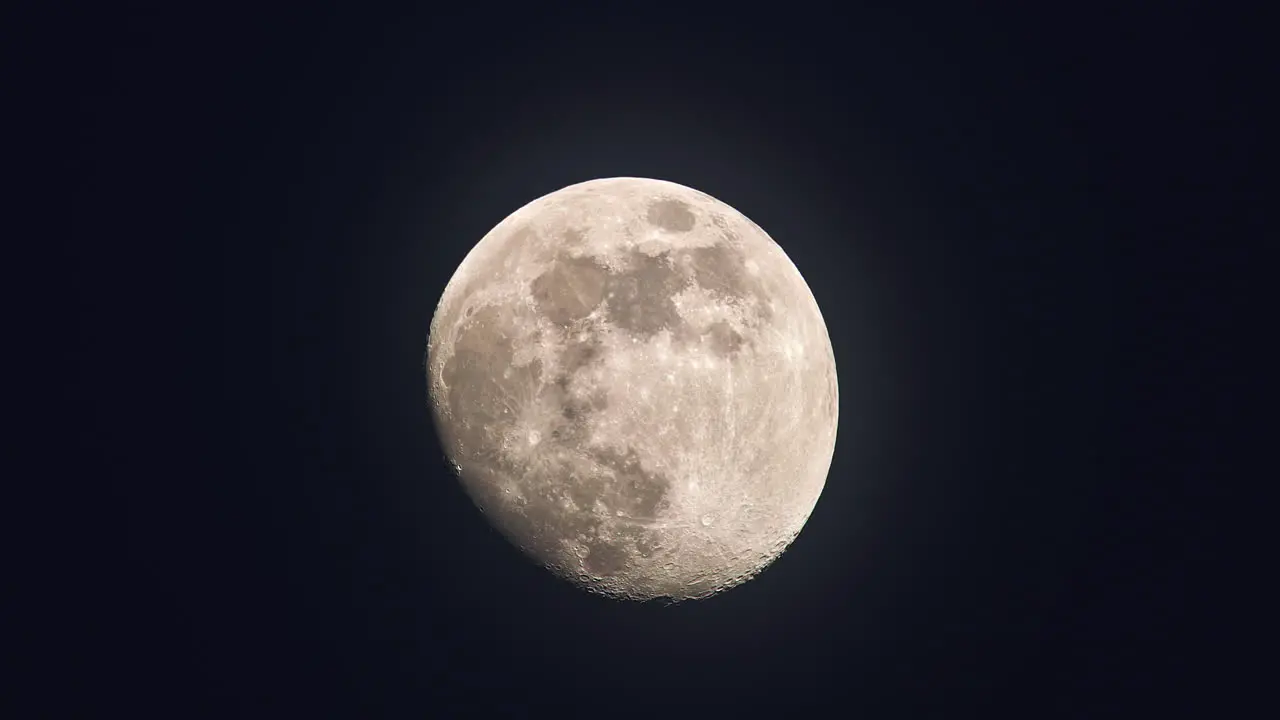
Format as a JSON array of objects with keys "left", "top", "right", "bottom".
[{"left": 426, "top": 177, "right": 838, "bottom": 601}]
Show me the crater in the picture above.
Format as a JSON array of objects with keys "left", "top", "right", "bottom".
[
  {"left": 531, "top": 255, "right": 608, "bottom": 326},
  {"left": 646, "top": 198, "right": 696, "bottom": 232},
  {"left": 604, "top": 252, "right": 688, "bottom": 337}
]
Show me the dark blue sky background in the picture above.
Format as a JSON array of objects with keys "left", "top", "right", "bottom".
[{"left": 63, "top": 3, "right": 1254, "bottom": 715}]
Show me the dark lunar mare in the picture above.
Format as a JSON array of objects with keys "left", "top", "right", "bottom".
[
  {"left": 603, "top": 252, "right": 687, "bottom": 337},
  {"left": 645, "top": 198, "right": 697, "bottom": 232}
]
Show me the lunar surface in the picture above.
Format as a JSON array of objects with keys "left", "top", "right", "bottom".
[{"left": 425, "top": 177, "right": 838, "bottom": 601}]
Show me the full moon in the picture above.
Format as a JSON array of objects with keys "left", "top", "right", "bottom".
[{"left": 426, "top": 177, "right": 838, "bottom": 601}]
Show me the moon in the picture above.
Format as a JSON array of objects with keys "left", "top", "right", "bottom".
[{"left": 426, "top": 177, "right": 838, "bottom": 601}]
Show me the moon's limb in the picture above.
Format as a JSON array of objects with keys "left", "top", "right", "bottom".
[{"left": 427, "top": 177, "right": 838, "bottom": 601}]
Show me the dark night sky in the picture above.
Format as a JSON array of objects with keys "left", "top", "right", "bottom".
[{"left": 61, "top": 2, "right": 1255, "bottom": 715}]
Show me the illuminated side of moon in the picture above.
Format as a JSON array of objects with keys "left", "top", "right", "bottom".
[{"left": 426, "top": 177, "right": 838, "bottom": 601}]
